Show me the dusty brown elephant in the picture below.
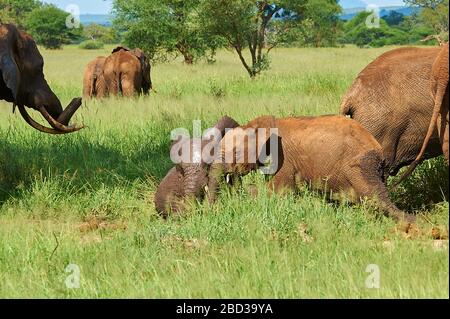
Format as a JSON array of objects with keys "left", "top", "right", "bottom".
[
  {"left": 83, "top": 56, "right": 106, "bottom": 98},
  {"left": 155, "top": 116, "right": 240, "bottom": 217},
  {"left": 207, "top": 115, "right": 415, "bottom": 224},
  {"left": 101, "top": 46, "right": 152, "bottom": 97},
  {"left": 0, "top": 24, "right": 83, "bottom": 134},
  {"left": 340, "top": 46, "right": 444, "bottom": 178},
  {"left": 393, "top": 43, "right": 449, "bottom": 186}
]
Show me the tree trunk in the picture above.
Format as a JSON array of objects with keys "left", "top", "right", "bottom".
[
  {"left": 182, "top": 52, "right": 194, "bottom": 65},
  {"left": 234, "top": 45, "right": 256, "bottom": 78},
  {"left": 176, "top": 43, "right": 194, "bottom": 65}
]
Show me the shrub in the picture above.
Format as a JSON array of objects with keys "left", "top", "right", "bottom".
[{"left": 79, "top": 40, "right": 105, "bottom": 50}]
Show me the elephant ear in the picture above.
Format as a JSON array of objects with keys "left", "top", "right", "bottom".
[
  {"left": 246, "top": 116, "right": 281, "bottom": 175},
  {"left": 0, "top": 48, "right": 20, "bottom": 101},
  {"left": 201, "top": 116, "right": 240, "bottom": 163},
  {"left": 111, "top": 46, "right": 130, "bottom": 54},
  {"left": 213, "top": 115, "right": 240, "bottom": 137},
  {"left": 131, "top": 49, "right": 151, "bottom": 91}
]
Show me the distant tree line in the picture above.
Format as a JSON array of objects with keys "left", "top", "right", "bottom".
[
  {"left": 342, "top": 0, "right": 448, "bottom": 48},
  {"left": 0, "top": 0, "right": 119, "bottom": 49},
  {"left": 1, "top": 0, "right": 448, "bottom": 76},
  {"left": 113, "top": 0, "right": 448, "bottom": 77}
]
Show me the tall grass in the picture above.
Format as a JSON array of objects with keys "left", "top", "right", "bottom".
[{"left": 0, "top": 45, "right": 447, "bottom": 298}]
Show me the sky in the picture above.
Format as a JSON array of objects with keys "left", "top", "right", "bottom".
[
  {"left": 43, "top": 0, "right": 408, "bottom": 15},
  {"left": 43, "top": 0, "right": 113, "bottom": 14}
]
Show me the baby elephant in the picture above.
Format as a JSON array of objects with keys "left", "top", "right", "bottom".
[
  {"left": 207, "top": 115, "right": 415, "bottom": 224},
  {"left": 155, "top": 116, "right": 240, "bottom": 217}
]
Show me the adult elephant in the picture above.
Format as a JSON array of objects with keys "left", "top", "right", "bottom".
[
  {"left": 340, "top": 46, "right": 443, "bottom": 178},
  {"left": 0, "top": 23, "right": 83, "bottom": 134},
  {"left": 393, "top": 43, "right": 449, "bottom": 186},
  {"left": 83, "top": 56, "right": 106, "bottom": 98},
  {"left": 102, "top": 46, "right": 152, "bottom": 97},
  {"left": 155, "top": 116, "right": 240, "bottom": 217}
]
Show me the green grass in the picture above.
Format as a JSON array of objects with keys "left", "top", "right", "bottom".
[{"left": 0, "top": 45, "right": 448, "bottom": 298}]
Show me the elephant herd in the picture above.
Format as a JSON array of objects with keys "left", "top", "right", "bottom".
[
  {"left": 83, "top": 46, "right": 152, "bottom": 98},
  {"left": 0, "top": 23, "right": 448, "bottom": 229},
  {"left": 156, "top": 44, "right": 449, "bottom": 228}
]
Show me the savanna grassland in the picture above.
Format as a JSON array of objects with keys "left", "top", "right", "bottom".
[{"left": 0, "top": 45, "right": 448, "bottom": 298}]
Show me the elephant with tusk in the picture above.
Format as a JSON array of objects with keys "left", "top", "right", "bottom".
[
  {"left": 0, "top": 23, "right": 84, "bottom": 134},
  {"left": 154, "top": 116, "right": 240, "bottom": 218},
  {"left": 207, "top": 115, "right": 416, "bottom": 225}
]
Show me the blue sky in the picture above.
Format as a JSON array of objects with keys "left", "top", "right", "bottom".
[
  {"left": 43, "top": 0, "right": 113, "bottom": 14},
  {"left": 43, "top": 0, "right": 407, "bottom": 14}
]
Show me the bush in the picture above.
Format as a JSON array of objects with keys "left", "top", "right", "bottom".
[
  {"left": 79, "top": 40, "right": 105, "bottom": 50},
  {"left": 83, "top": 23, "right": 119, "bottom": 44}
]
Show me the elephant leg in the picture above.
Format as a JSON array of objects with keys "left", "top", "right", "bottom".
[
  {"left": 382, "top": 122, "right": 407, "bottom": 177},
  {"left": 438, "top": 92, "right": 449, "bottom": 163},
  {"left": 121, "top": 78, "right": 136, "bottom": 97},
  {"left": 266, "top": 165, "right": 295, "bottom": 195},
  {"left": 108, "top": 73, "right": 120, "bottom": 96},
  {"left": 348, "top": 151, "right": 415, "bottom": 224}
]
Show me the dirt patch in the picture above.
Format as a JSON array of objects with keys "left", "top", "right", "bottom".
[
  {"left": 160, "top": 235, "right": 208, "bottom": 250},
  {"left": 78, "top": 216, "right": 127, "bottom": 233}
]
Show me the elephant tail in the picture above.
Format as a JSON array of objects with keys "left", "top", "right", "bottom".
[
  {"left": 90, "top": 76, "right": 97, "bottom": 97},
  {"left": 391, "top": 85, "right": 445, "bottom": 189},
  {"left": 118, "top": 73, "right": 123, "bottom": 96},
  {"left": 340, "top": 95, "right": 354, "bottom": 118}
]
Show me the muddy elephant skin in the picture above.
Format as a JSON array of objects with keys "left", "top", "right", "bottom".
[{"left": 208, "top": 115, "right": 415, "bottom": 224}]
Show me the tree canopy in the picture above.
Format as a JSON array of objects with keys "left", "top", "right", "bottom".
[
  {"left": 113, "top": 0, "right": 223, "bottom": 63},
  {"left": 25, "top": 4, "right": 82, "bottom": 49},
  {"left": 200, "top": 0, "right": 341, "bottom": 77},
  {"left": 0, "top": 0, "right": 41, "bottom": 27}
]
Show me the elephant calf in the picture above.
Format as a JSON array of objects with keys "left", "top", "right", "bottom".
[
  {"left": 155, "top": 116, "right": 240, "bottom": 218},
  {"left": 207, "top": 115, "right": 415, "bottom": 224}
]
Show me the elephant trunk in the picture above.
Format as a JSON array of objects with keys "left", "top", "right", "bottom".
[
  {"left": 19, "top": 80, "right": 84, "bottom": 134},
  {"left": 18, "top": 97, "right": 84, "bottom": 134},
  {"left": 207, "top": 158, "right": 226, "bottom": 204},
  {"left": 183, "top": 165, "right": 208, "bottom": 198},
  {"left": 57, "top": 97, "right": 83, "bottom": 126}
]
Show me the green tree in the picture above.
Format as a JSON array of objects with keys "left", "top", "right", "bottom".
[
  {"left": 0, "top": 0, "right": 41, "bottom": 27},
  {"left": 300, "top": 0, "right": 342, "bottom": 47},
  {"left": 382, "top": 11, "right": 405, "bottom": 26},
  {"left": 25, "top": 4, "right": 82, "bottom": 49},
  {"left": 342, "top": 11, "right": 409, "bottom": 47},
  {"left": 201, "top": 0, "right": 340, "bottom": 78},
  {"left": 113, "top": 0, "right": 223, "bottom": 64},
  {"left": 405, "top": 0, "right": 449, "bottom": 42},
  {"left": 83, "top": 23, "right": 119, "bottom": 44}
]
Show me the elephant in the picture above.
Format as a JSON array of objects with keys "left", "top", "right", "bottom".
[
  {"left": 207, "top": 115, "right": 415, "bottom": 224},
  {"left": 83, "top": 56, "right": 106, "bottom": 98},
  {"left": 0, "top": 23, "right": 83, "bottom": 134},
  {"left": 393, "top": 43, "right": 449, "bottom": 186},
  {"left": 101, "top": 46, "right": 152, "bottom": 97},
  {"left": 154, "top": 116, "right": 240, "bottom": 217},
  {"left": 340, "top": 46, "right": 444, "bottom": 178}
]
